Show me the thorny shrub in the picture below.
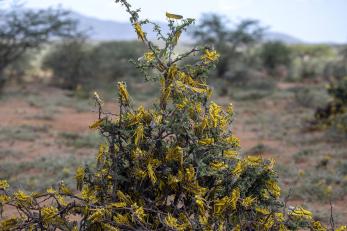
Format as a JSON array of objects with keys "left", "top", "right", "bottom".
[{"left": 1, "top": 1, "right": 346, "bottom": 230}]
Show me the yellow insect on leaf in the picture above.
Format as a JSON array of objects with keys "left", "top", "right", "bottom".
[
  {"left": 201, "top": 49, "right": 220, "bottom": 64},
  {"left": 167, "top": 64, "right": 178, "bottom": 80},
  {"left": 176, "top": 98, "right": 189, "bottom": 110},
  {"left": 113, "top": 213, "right": 130, "bottom": 224},
  {"left": 59, "top": 183, "right": 73, "bottom": 195},
  {"left": 185, "top": 165, "right": 196, "bottom": 182},
  {"left": 199, "top": 214, "right": 208, "bottom": 226},
  {"left": 197, "top": 117, "right": 209, "bottom": 132},
  {"left": 312, "top": 220, "right": 327, "bottom": 231},
  {"left": 89, "top": 118, "right": 104, "bottom": 129},
  {"left": 41, "top": 206, "right": 59, "bottom": 224},
  {"left": 75, "top": 166, "right": 85, "bottom": 190},
  {"left": 110, "top": 202, "right": 127, "bottom": 208},
  {"left": 210, "top": 161, "right": 228, "bottom": 171},
  {"left": 147, "top": 163, "right": 157, "bottom": 184},
  {"left": 246, "top": 155, "right": 262, "bottom": 166},
  {"left": 241, "top": 196, "right": 256, "bottom": 208},
  {"left": 213, "top": 196, "right": 229, "bottom": 215},
  {"left": 209, "top": 102, "right": 222, "bottom": 127},
  {"left": 336, "top": 225, "right": 347, "bottom": 231},
  {"left": 116, "top": 190, "right": 133, "bottom": 205},
  {"left": 227, "top": 103, "right": 234, "bottom": 116},
  {"left": 175, "top": 80, "right": 187, "bottom": 93},
  {"left": 218, "top": 222, "right": 225, "bottom": 231},
  {"left": 166, "top": 146, "right": 184, "bottom": 165},
  {"left": 57, "top": 195, "right": 68, "bottom": 207},
  {"left": 134, "top": 22, "right": 145, "bottom": 41},
  {"left": 289, "top": 207, "right": 313, "bottom": 220},
  {"left": 102, "top": 224, "right": 120, "bottom": 231},
  {"left": 164, "top": 213, "right": 182, "bottom": 230},
  {"left": 132, "top": 204, "right": 146, "bottom": 222},
  {"left": 178, "top": 71, "right": 196, "bottom": 86},
  {"left": 260, "top": 216, "right": 275, "bottom": 230},
  {"left": 233, "top": 225, "right": 241, "bottom": 231},
  {"left": 190, "top": 85, "right": 208, "bottom": 94},
  {"left": 166, "top": 12, "right": 183, "bottom": 20},
  {"left": 14, "top": 190, "right": 32, "bottom": 204},
  {"left": 224, "top": 150, "right": 238, "bottom": 159},
  {"left": 172, "top": 30, "right": 182, "bottom": 45},
  {"left": 46, "top": 187, "right": 56, "bottom": 194},
  {"left": 266, "top": 179, "right": 281, "bottom": 198},
  {"left": 198, "top": 137, "right": 215, "bottom": 145},
  {"left": 0, "top": 179, "right": 9, "bottom": 190},
  {"left": 195, "top": 195, "right": 206, "bottom": 214},
  {"left": 168, "top": 174, "right": 182, "bottom": 188},
  {"left": 0, "top": 194, "right": 10, "bottom": 203},
  {"left": 232, "top": 160, "right": 243, "bottom": 176},
  {"left": 134, "top": 123, "right": 144, "bottom": 146},
  {"left": 134, "top": 168, "right": 147, "bottom": 179},
  {"left": 144, "top": 51, "right": 155, "bottom": 62},
  {"left": 275, "top": 212, "right": 285, "bottom": 222},
  {"left": 256, "top": 206, "right": 271, "bottom": 215},
  {"left": 224, "top": 135, "right": 240, "bottom": 147},
  {"left": 266, "top": 158, "right": 276, "bottom": 171},
  {"left": 132, "top": 147, "right": 144, "bottom": 159},
  {"left": 118, "top": 81, "right": 130, "bottom": 104},
  {"left": 230, "top": 187, "right": 240, "bottom": 210},
  {"left": 160, "top": 77, "right": 172, "bottom": 108},
  {"left": 97, "top": 143, "right": 107, "bottom": 164}
]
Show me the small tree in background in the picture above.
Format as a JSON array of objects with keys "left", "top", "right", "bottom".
[
  {"left": 89, "top": 41, "right": 146, "bottom": 80},
  {"left": 0, "top": 4, "right": 79, "bottom": 89},
  {"left": 260, "top": 41, "right": 291, "bottom": 76},
  {"left": 0, "top": 1, "right": 345, "bottom": 230},
  {"left": 43, "top": 36, "right": 91, "bottom": 90},
  {"left": 192, "top": 14, "right": 264, "bottom": 79},
  {"left": 43, "top": 40, "right": 146, "bottom": 90},
  {"left": 324, "top": 46, "right": 347, "bottom": 81}
]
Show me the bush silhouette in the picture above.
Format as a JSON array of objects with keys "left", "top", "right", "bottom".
[
  {"left": 0, "top": 1, "right": 346, "bottom": 230},
  {"left": 43, "top": 37, "right": 92, "bottom": 90},
  {"left": 314, "top": 77, "right": 347, "bottom": 134}
]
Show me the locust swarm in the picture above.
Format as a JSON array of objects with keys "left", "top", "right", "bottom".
[{"left": 0, "top": 1, "right": 346, "bottom": 230}]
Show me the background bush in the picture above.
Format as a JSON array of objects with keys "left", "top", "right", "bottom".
[
  {"left": 43, "top": 38, "right": 93, "bottom": 90},
  {"left": 260, "top": 41, "right": 291, "bottom": 76},
  {"left": 43, "top": 40, "right": 146, "bottom": 90}
]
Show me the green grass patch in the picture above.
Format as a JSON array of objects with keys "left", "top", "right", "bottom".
[
  {"left": 58, "top": 131, "right": 104, "bottom": 149},
  {"left": 0, "top": 154, "right": 94, "bottom": 191}
]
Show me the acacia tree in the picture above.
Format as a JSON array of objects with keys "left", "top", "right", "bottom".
[
  {"left": 260, "top": 41, "right": 291, "bottom": 75},
  {"left": 42, "top": 36, "right": 90, "bottom": 90},
  {"left": 0, "top": 5, "right": 79, "bottom": 88},
  {"left": 192, "top": 14, "right": 264, "bottom": 79},
  {"left": 0, "top": 1, "right": 345, "bottom": 230}
]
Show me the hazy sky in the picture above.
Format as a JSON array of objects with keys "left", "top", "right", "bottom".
[{"left": 3, "top": 0, "right": 347, "bottom": 43}]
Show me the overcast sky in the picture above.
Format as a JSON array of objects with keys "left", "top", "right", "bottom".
[{"left": 3, "top": 0, "right": 347, "bottom": 43}]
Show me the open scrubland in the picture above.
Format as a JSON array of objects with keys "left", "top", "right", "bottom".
[
  {"left": 1, "top": 3, "right": 347, "bottom": 228},
  {"left": 1, "top": 78, "right": 346, "bottom": 225}
]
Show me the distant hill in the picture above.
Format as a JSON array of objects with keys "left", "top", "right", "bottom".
[
  {"left": 71, "top": 12, "right": 184, "bottom": 42},
  {"left": 71, "top": 11, "right": 303, "bottom": 44},
  {"left": 263, "top": 32, "right": 302, "bottom": 44}
]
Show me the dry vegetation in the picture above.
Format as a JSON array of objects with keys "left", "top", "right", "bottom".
[
  {"left": 0, "top": 0, "right": 346, "bottom": 229},
  {"left": 0, "top": 78, "right": 346, "bottom": 226}
]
